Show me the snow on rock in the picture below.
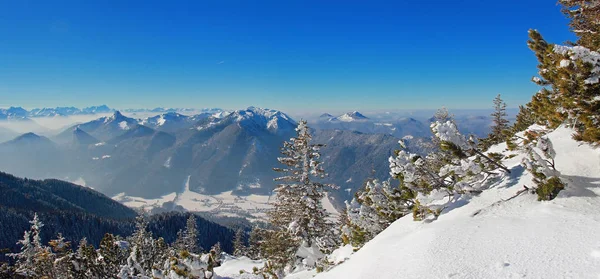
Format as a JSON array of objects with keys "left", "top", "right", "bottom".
[
  {"left": 118, "top": 121, "right": 129, "bottom": 130},
  {"left": 313, "top": 126, "right": 600, "bottom": 279}
]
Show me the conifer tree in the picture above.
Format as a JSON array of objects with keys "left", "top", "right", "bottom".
[
  {"left": 232, "top": 228, "right": 246, "bottom": 257},
  {"left": 266, "top": 120, "right": 336, "bottom": 273},
  {"left": 247, "top": 226, "right": 264, "bottom": 260},
  {"left": 98, "top": 233, "right": 122, "bottom": 278},
  {"left": 522, "top": 135, "right": 566, "bottom": 200},
  {"left": 119, "top": 216, "right": 155, "bottom": 277},
  {"left": 49, "top": 233, "right": 72, "bottom": 279},
  {"left": 481, "top": 94, "right": 510, "bottom": 149},
  {"left": 270, "top": 120, "right": 336, "bottom": 248},
  {"left": 559, "top": 0, "right": 600, "bottom": 50},
  {"left": 9, "top": 213, "right": 54, "bottom": 278},
  {"left": 183, "top": 215, "right": 200, "bottom": 253},
  {"left": 527, "top": 13, "right": 600, "bottom": 144}
]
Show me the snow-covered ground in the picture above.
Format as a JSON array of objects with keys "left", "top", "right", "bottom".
[
  {"left": 313, "top": 126, "right": 600, "bottom": 279},
  {"left": 113, "top": 175, "right": 339, "bottom": 221},
  {"left": 213, "top": 126, "right": 600, "bottom": 279}
]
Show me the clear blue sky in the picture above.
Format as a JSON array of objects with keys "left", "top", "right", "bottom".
[{"left": 0, "top": 0, "right": 574, "bottom": 113}]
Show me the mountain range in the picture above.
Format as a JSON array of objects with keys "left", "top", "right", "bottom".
[
  {"left": 0, "top": 106, "right": 508, "bottom": 218},
  {"left": 0, "top": 107, "right": 404, "bottom": 213},
  {"left": 0, "top": 105, "right": 224, "bottom": 120}
]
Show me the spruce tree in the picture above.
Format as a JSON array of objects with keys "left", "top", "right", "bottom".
[
  {"left": 489, "top": 94, "right": 510, "bottom": 144},
  {"left": 247, "top": 226, "right": 264, "bottom": 260},
  {"left": 8, "top": 213, "right": 53, "bottom": 278},
  {"left": 98, "top": 233, "right": 122, "bottom": 278},
  {"left": 270, "top": 120, "right": 336, "bottom": 248},
  {"left": 232, "top": 228, "right": 246, "bottom": 257},
  {"left": 183, "top": 215, "right": 200, "bottom": 253}
]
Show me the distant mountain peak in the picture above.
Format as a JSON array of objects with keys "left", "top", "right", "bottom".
[
  {"left": 72, "top": 127, "right": 99, "bottom": 145},
  {"left": 16, "top": 132, "right": 40, "bottom": 140},
  {"left": 104, "top": 111, "right": 134, "bottom": 125},
  {"left": 320, "top": 113, "right": 334, "bottom": 118},
  {"left": 335, "top": 111, "right": 369, "bottom": 122}
]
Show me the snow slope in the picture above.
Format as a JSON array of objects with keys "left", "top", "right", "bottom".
[{"left": 314, "top": 126, "right": 600, "bottom": 279}]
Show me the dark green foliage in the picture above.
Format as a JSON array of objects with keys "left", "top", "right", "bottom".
[
  {"left": 232, "top": 228, "right": 247, "bottom": 257},
  {"left": 536, "top": 176, "right": 566, "bottom": 201},
  {"left": 526, "top": 25, "right": 600, "bottom": 144},
  {"left": 559, "top": 0, "right": 600, "bottom": 50}
]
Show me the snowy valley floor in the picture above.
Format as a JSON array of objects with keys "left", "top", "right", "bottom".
[{"left": 216, "top": 126, "right": 600, "bottom": 279}]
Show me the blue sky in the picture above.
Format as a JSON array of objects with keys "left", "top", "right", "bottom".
[{"left": 0, "top": 0, "right": 574, "bottom": 113}]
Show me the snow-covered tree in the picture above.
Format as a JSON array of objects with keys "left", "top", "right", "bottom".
[
  {"left": 118, "top": 216, "right": 166, "bottom": 278},
  {"left": 527, "top": 26, "right": 600, "bottom": 144},
  {"left": 522, "top": 135, "right": 566, "bottom": 200},
  {"left": 386, "top": 119, "right": 510, "bottom": 221},
  {"left": 185, "top": 215, "right": 200, "bottom": 253},
  {"left": 268, "top": 120, "right": 337, "bottom": 270},
  {"left": 247, "top": 226, "right": 265, "bottom": 260},
  {"left": 481, "top": 94, "right": 510, "bottom": 149},
  {"left": 559, "top": 0, "right": 600, "bottom": 50},
  {"left": 342, "top": 179, "right": 413, "bottom": 247},
  {"left": 69, "top": 238, "right": 103, "bottom": 279},
  {"left": 8, "top": 213, "right": 54, "bottom": 278},
  {"left": 97, "top": 233, "right": 123, "bottom": 278},
  {"left": 232, "top": 228, "right": 246, "bottom": 257}
]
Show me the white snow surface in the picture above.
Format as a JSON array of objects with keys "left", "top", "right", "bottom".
[
  {"left": 313, "top": 126, "right": 600, "bottom": 279},
  {"left": 214, "top": 256, "right": 265, "bottom": 278}
]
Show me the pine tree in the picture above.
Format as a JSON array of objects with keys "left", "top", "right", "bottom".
[
  {"left": 522, "top": 135, "right": 566, "bottom": 200},
  {"left": 481, "top": 94, "right": 510, "bottom": 148},
  {"left": 49, "top": 233, "right": 72, "bottom": 279},
  {"left": 71, "top": 238, "right": 102, "bottom": 279},
  {"left": 527, "top": 25, "right": 600, "bottom": 144},
  {"left": 232, "top": 228, "right": 246, "bottom": 257},
  {"left": 119, "top": 216, "right": 156, "bottom": 277},
  {"left": 247, "top": 226, "right": 264, "bottom": 260},
  {"left": 98, "top": 233, "right": 122, "bottom": 278},
  {"left": 559, "top": 0, "right": 600, "bottom": 50},
  {"left": 8, "top": 213, "right": 54, "bottom": 278},
  {"left": 270, "top": 120, "right": 336, "bottom": 248},
  {"left": 183, "top": 215, "right": 200, "bottom": 254}
]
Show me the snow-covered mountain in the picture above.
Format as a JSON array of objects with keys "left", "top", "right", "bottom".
[
  {"left": 0, "top": 107, "right": 30, "bottom": 121},
  {"left": 60, "top": 111, "right": 139, "bottom": 141},
  {"left": 330, "top": 111, "right": 369, "bottom": 122},
  {"left": 27, "top": 105, "right": 113, "bottom": 117},
  {"left": 140, "top": 112, "right": 212, "bottom": 133},
  {"left": 314, "top": 111, "right": 431, "bottom": 138},
  {"left": 123, "top": 107, "right": 223, "bottom": 115},
  {"left": 0, "top": 107, "right": 403, "bottom": 220}
]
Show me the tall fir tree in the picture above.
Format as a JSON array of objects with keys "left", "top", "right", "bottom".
[
  {"left": 8, "top": 213, "right": 54, "bottom": 278},
  {"left": 232, "top": 228, "right": 246, "bottom": 257},
  {"left": 183, "top": 215, "right": 200, "bottom": 253},
  {"left": 270, "top": 120, "right": 336, "bottom": 248},
  {"left": 491, "top": 94, "right": 510, "bottom": 140}
]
